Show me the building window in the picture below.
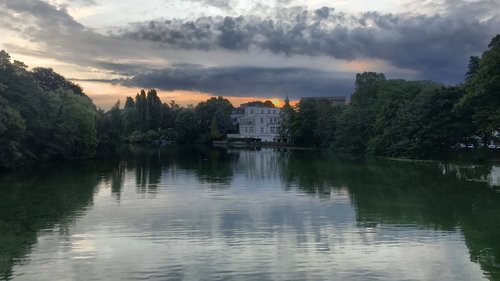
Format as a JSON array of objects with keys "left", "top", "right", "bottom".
[
  {"left": 261, "top": 109, "right": 264, "bottom": 114},
  {"left": 261, "top": 127, "right": 264, "bottom": 133},
  {"left": 250, "top": 109, "right": 254, "bottom": 114},
  {"left": 261, "top": 117, "right": 264, "bottom": 124},
  {"left": 268, "top": 109, "right": 271, "bottom": 113}
]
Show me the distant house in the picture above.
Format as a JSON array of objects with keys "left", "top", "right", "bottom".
[
  {"left": 300, "top": 96, "right": 348, "bottom": 106},
  {"left": 229, "top": 102, "right": 282, "bottom": 142}
]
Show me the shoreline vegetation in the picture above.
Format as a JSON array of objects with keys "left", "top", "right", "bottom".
[{"left": 0, "top": 34, "right": 499, "bottom": 170}]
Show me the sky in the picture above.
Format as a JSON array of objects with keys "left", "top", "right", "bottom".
[{"left": 0, "top": 0, "right": 498, "bottom": 109}]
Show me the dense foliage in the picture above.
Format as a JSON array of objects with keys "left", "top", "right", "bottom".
[
  {"left": 0, "top": 51, "right": 97, "bottom": 169},
  {"left": 97, "top": 93, "right": 236, "bottom": 148},
  {"left": 282, "top": 35, "right": 499, "bottom": 159},
  {"left": 0, "top": 49, "right": 237, "bottom": 169}
]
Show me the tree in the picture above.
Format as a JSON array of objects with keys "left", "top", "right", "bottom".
[
  {"left": 466, "top": 56, "right": 480, "bottom": 80},
  {"left": 31, "top": 67, "right": 84, "bottom": 96},
  {"left": 292, "top": 98, "right": 318, "bottom": 146},
  {"left": 315, "top": 100, "right": 343, "bottom": 147},
  {"left": 366, "top": 80, "right": 441, "bottom": 157},
  {"left": 135, "top": 90, "right": 148, "bottom": 132},
  {"left": 0, "top": 96, "right": 28, "bottom": 168},
  {"left": 0, "top": 50, "right": 11, "bottom": 70},
  {"left": 410, "top": 86, "right": 473, "bottom": 157},
  {"left": 160, "top": 102, "right": 177, "bottom": 129},
  {"left": 210, "top": 116, "right": 221, "bottom": 139},
  {"left": 195, "top": 96, "right": 233, "bottom": 139},
  {"left": 279, "top": 96, "right": 296, "bottom": 142},
  {"left": 45, "top": 90, "right": 97, "bottom": 159},
  {"left": 146, "top": 89, "right": 162, "bottom": 130},
  {"left": 175, "top": 107, "right": 199, "bottom": 143},
  {"left": 461, "top": 34, "right": 500, "bottom": 138},
  {"left": 123, "top": 97, "right": 138, "bottom": 134},
  {"left": 286, "top": 98, "right": 344, "bottom": 147},
  {"left": 0, "top": 50, "right": 99, "bottom": 168},
  {"left": 333, "top": 105, "right": 375, "bottom": 154},
  {"left": 350, "top": 72, "right": 386, "bottom": 106}
]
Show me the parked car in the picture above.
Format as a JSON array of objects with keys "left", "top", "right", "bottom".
[
  {"left": 455, "top": 143, "right": 466, "bottom": 149},
  {"left": 467, "top": 144, "right": 474, "bottom": 149},
  {"left": 488, "top": 144, "right": 497, "bottom": 149}
]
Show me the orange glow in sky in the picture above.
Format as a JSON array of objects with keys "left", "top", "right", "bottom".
[{"left": 76, "top": 81, "right": 296, "bottom": 110}]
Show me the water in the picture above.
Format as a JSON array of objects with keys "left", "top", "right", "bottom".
[{"left": 1, "top": 145, "right": 500, "bottom": 281}]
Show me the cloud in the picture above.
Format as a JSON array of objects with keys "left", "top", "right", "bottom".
[
  {"left": 122, "top": 3, "right": 499, "bottom": 83},
  {"left": 74, "top": 0, "right": 97, "bottom": 5},
  {"left": 406, "top": 0, "right": 499, "bottom": 19},
  {"left": 0, "top": 0, "right": 165, "bottom": 74},
  {"left": 186, "top": 0, "right": 234, "bottom": 11},
  {"left": 120, "top": 65, "right": 354, "bottom": 99},
  {"left": 79, "top": 65, "right": 356, "bottom": 100},
  {"left": 1, "top": 0, "right": 499, "bottom": 103}
]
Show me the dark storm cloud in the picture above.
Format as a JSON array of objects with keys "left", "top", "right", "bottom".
[
  {"left": 122, "top": 3, "right": 499, "bottom": 83},
  {"left": 122, "top": 66, "right": 354, "bottom": 99}
]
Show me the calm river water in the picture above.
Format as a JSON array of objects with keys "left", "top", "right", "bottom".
[{"left": 1, "top": 145, "right": 500, "bottom": 281}]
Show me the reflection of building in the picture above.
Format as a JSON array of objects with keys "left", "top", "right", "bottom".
[
  {"left": 229, "top": 148, "right": 282, "bottom": 180},
  {"left": 229, "top": 102, "right": 282, "bottom": 142},
  {"left": 301, "top": 96, "right": 348, "bottom": 106}
]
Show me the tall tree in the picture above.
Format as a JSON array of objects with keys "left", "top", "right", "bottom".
[
  {"left": 466, "top": 56, "right": 480, "bottom": 80},
  {"left": 279, "top": 96, "right": 296, "bottom": 142},
  {"left": 135, "top": 90, "right": 148, "bottom": 132},
  {"left": 146, "top": 89, "right": 162, "bottom": 131},
  {"left": 123, "top": 97, "right": 138, "bottom": 134},
  {"left": 350, "top": 72, "right": 386, "bottom": 106},
  {"left": 461, "top": 34, "right": 500, "bottom": 138}
]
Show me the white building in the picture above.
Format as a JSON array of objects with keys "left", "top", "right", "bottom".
[{"left": 229, "top": 103, "right": 282, "bottom": 142}]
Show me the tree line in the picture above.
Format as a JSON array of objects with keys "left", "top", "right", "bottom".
[
  {"left": 0, "top": 34, "right": 498, "bottom": 168},
  {"left": 280, "top": 34, "right": 499, "bottom": 159},
  {"left": 96, "top": 91, "right": 238, "bottom": 149},
  {"left": 0, "top": 50, "right": 239, "bottom": 169}
]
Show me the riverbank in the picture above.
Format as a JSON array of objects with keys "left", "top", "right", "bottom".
[{"left": 213, "top": 140, "right": 500, "bottom": 163}]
